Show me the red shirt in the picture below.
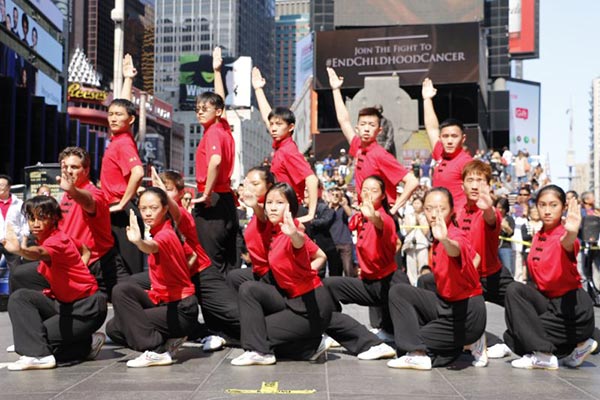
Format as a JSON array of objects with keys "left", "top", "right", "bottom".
[
  {"left": 100, "top": 133, "right": 142, "bottom": 204},
  {"left": 147, "top": 220, "right": 196, "bottom": 304},
  {"left": 432, "top": 141, "right": 472, "bottom": 211},
  {"left": 457, "top": 204, "right": 502, "bottom": 277},
  {"left": 267, "top": 222, "right": 322, "bottom": 298},
  {"left": 270, "top": 136, "right": 314, "bottom": 203},
  {"left": 195, "top": 118, "right": 235, "bottom": 193},
  {"left": 59, "top": 181, "right": 114, "bottom": 265},
  {"left": 37, "top": 229, "right": 98, "bottom": 303},
  {"left": 0, "top": 196, "right": 12, "bottom": 219},
  {"left": 430, "top": 224, "right": 482, "bottom": 302},
  {"left": 527, "top": 224, "right": 582, "bottom": 298},
  {"left": 177, "top": 205, "right": 211, "bottom": 275},
  {"left": 349, "top": 136, "right": 408, "bottom": 203},
  {"left": 351, "top": 206, "right": 398, "bottom": 280}
]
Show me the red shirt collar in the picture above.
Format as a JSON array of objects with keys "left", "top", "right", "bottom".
[
  {"left": 272, "top": 135, "right": 293, "bottom": 150},
  {"left": 442, "top": 148, "right": 463, "bottom": 160},
  {"left": 150, "top": 219, "right": 171, "bottom": 237}
]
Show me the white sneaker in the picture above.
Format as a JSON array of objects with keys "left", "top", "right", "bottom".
[
  {"left": 562, "top": 339, "right": 598, "bottom": 368},
  {"left": 309, "top": 336, "right": 331, "bottom": 362},
  {"left": 467, "top": 334, "right": 488, "bottom": 367},
  {"left": 8, "top": 355, "right": 56, "bottom": 371},
  {"left": 6, "top": 344, "right": 15, "bottom": 353},
  {"left": 126, "top": 351, "right": 173, "bottom": 368},
  {"left": 87, "top": 332, "right": 106, "bottom": 360},
  {"left": 200, "top": 335, "right": 226, "bottom": 352},
  {"left": 369, "top": 328, "right": 394, "bottom": 343},
  {"left": 511, "top": 352, "right": 558, "bottom": 370},
  {"left": 324, "top": 335, "right": 341, "bottom": 348},
  {"left": 357, "top": 343, "right": 396, "bottom": 360},
  {"left": 165, "top": 336, "right": 187, "bottom": 356},
  {"left": 387, "top": 352, "right": 432, "bottom": 370},
  {"left": 487, "top": 343, "right": 512, "bottom": 359},
  {"left": 231, "top": 351, "right": 276, "bottom": 366}
]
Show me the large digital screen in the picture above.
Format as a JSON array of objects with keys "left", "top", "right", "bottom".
[
  {"left": 295, "top": 33, "right": 313, "bottom": 102},
  {"left": 2, "top": 0, "right": 64, "bottom": 71},
  {"left": 506, "top": 79, "right": 540, "bottom": 155},
  {"left": 334, "top": 0, "right": 484, "bottom": 27},
  {"left": 508, "top": 0, "right": 539, "bottom": 59},
  {"left": 314, "top": 23, "right": 480, "bottom": 89}
]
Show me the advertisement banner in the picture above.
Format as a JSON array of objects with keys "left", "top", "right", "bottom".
[
  {"left": 3, "top": 0, "right": 64, "bottom": 71},
  {"left": 27, "top": 0, "right": 64, "bottom": 31},
  {"left": 509, "top": 0, "right": 538, "bottom": 58},
  {"left": 179, "top": 54, "right": 251, "bottom": 109},
  {"left": 314, "top": 23, "right": 480, "bottom": 89},
  {"left": 334, "top": 0, "right": 484, "bottom": 27},
  {"left": 506, "top": 79, "right": 540, "bottom": 155},
  {"left": 36, "top": 70, "right": 62, "bottom": 110},
  {"left": 295, "top": 33, "right": 313, "bottom": 101}
]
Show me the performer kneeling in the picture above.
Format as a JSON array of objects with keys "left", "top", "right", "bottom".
[
  {"left": 106, "top": 187, "right": 199, "bottom": 368},
  {"left": 232, "top": 183, "right": 335, "bottom": 366},
  {"left": 387, "top": 188, "right": 487, "bottom": 370},
  {"left": 4, "top": 196, "right": 107, "bottom": 371},
  {"left": 504, "top": 185, "right": 597, "bottom": 369}
]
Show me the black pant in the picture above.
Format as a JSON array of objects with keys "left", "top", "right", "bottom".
[
  {"left": 320, "top": 247, "right": 343, "bottom": 278},
  {"left": 106, "top": 282, "right": 199, "bottom": 352},
  {"left": 503, "top": 284, "right": 595, "bottom": 357},
  {"left": 110, "top": 202, "right": 144, "bottom": 274},
  {"left": 367, "top": 269, "right": 409, "bottom": 330},
  {"left": 226, "top": 268, "right": 274, "bottom": 292},
  {"left": 10, "top": 249, "right": 131, "bottom": 300},
  {"left": 325, "top": 273, "right": 396, "bottom": 333},
  {"left": 8, "top": 290, "right": 107, "bottom": 362},
  {"left": 325, "top": 312, "right": 382, "bottom": 354},
  {"left": 191, "top": 265, "right": 241, "bottom": 340},
  {"left": 480, "top": 266, "right": 517, "bottom": 307},
  {"left": 388, "top": 285, "right": 486, "bottom": 367},
  {"left": 194, "top": 192, "right": 239, "bottom": 275},
  {"left": 238, "top": 281, "right": 334, "bottom": 359}
]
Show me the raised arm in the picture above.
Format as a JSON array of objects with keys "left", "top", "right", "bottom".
[
  {"left": 327, "top": 67, "right": 356, "bottom": 144},
  {"left": 251, "top": 67, "right": 272, "bottom": 128},
  {"left": 212, "top": 46, "right": 226, "bottom": 106},
  {"left": 126, "top": 209, "right": 159, "bottom": 254},
  {"left": 151, "top": 167, "right": 181, "bottom": 224},
  {"left": 1, "top": 224, "right": 50, "bottom": 262},
  {"left": 57, "top": 161, "right": 96, "bottom": 214},
  {"left": 422, "top": 78, "right": 440, "bottom": 148},
  {"left": 120, "top": 53, "right": 137, "bottom": 101},
  {"left": 390, "top": 172, "right": 419, "bottom": 215}
]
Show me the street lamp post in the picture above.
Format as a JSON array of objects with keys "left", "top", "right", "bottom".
[{"left": 111, "top": 0, "right": 124, "bottom": 97}]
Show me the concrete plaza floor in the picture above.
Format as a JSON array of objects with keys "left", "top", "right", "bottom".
[{"left": 0, "top": 302, "right": 598, "bottom": 400}]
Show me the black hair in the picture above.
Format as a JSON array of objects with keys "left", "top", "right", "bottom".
[
  {"left": 196, "top": 91, "right": 225, "bottom": 111},
  {"left": 267, "top": 107, "right": 296, "bottom": 127},
  {"left": 535, "top": 184, "right": 566, "bottom": 206},
  {"left": 0, "top": 174, "right": 12, "bottom": 186},
  {"left": 362, "top": 175, "right": 391, "bottom": 215},
  {"left": 265, "top": 182, "right": 299, "bottom": 218},
  {"left": 439, "top": 118, "right": 465, "bottom": 134},
  {"left": 22, "top": 195, "right": 62, "bottom": 228},
  {"left": 423, "top": 186, "right": 458, "bottom": 227},
  {"left": 59, "top": 146, "right": 91, "bottom": 170},
  {"left": 494, "top": 196, "right": 510, "bottom": 214},
  {"left": 159, "top": 170, "right": 185, "bottom": 191},
  {"left": 139, "top": 187, "right": 185, "bottom": 244},
  {"left": 566, "top": 190, "right": 579, "bottom": 200},
  {"left": 357, "top": 107, "right": 382, "bottom": 126},
  {"left": 247, "top": 165, "right": 276, "bottom": 187},
  {"left": 109, "top": 98, "right": 137, "bottom": 119}
]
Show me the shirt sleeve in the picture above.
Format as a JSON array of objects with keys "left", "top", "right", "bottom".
[
  {"left": 432, "top": 140, "right": 443, "bottom": 161},
  {"left": 375, "top": 150, "right": 408, "bottom": 185},
  {"left": 283, "top": 150, "right": 314, "bottom": 186},
  {"left": 348, "top": 136, "right": 360, "bottom": 158},
  {"left": 116, "top": 140, "right": 142, "bottom": 175},
  {"left": 204, "top": 129, "right": 223, "bottom": 159}
]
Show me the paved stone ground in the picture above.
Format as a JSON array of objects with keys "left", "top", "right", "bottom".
[{"left": 0, "top": 302, "right": 598, "bottom": 400}]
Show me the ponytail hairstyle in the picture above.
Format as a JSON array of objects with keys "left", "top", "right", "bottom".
[{"left": 423, "top": 186, "right": 458, "bottom": 227}]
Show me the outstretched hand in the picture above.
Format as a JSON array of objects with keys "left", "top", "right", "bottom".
[
  {"left": 475, "top": 181, "right": 493, "bottom": 211},
  {"left": 125, "top": 209, "right": 142, "bottom": 244},
  {"left": 212, "top": 46, "right": 223, "bottom": 71},
  {"left": 252, "top": 67, "right": 266, "bottom": 89},
  {"left": 360, "top": 192, "right": 377, "bottom": 220},
  {"left": 150, "top": 166, "right": 166, "bottom": 192},
  {"left": 123, "top": 54, "right": 137, "bottom": 79},
  {"left": 563, "top": 197, "right": 582, "bottom": 235},
  {"left": 56, "top": 160, "right": 75, "bottom": 193},
  {"left": 280, "top": 204, "right": 298, "bottom": 237},
  {"left": 430, "top": 207, "right": 448, "bottom": 241},
  {"left": 327, "top": 67, "right": 344, "bottom": 90},
  {"left": 2, "top": 224, "right": 21, "bottom": 254},
  {"left": 422, "top": 78, "right": 437, "bottom": 100}
]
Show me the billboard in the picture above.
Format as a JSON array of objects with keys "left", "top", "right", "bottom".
[
  {"left": 36, "top": 70, "right": 62, "bottom": 110},
  {"left": 179, "top": 54, "right": 252, "bottom": 109},
  {"left": 506, "top": 79, "right": 540, "bottom": 155},
  {"left": 314, "top": 23, "right": 480, "bottom": 89},
  {"left": 334, "top": 0, "right": 484, "bottom": 27},
  {"left": 2, "top": 0, "right": 64, "bottom": 72},
  {"left": 295, "top": 33, "right": 313, "bottom": 102},
  {"left": 509, "top": 0, "right": 539, "bottom": 59},
  {"left": 27, "top": 0, "right": 64, "bottom": 31}
]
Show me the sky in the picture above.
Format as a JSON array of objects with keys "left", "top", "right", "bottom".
[{"left": 523, "top": 1, "right": 600, "bottom": 190}]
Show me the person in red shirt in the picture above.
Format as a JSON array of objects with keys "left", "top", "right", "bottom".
[
  {"left": 251, "top": 67, "right": 319, "bottom": 223},
  {"left": 327, "top": 68, "right": 418, "bottom": 214},
  {"left": 192, "top": 48, "right": 239, "bottom": 274},
  {"left": 106, "top": 187, "right": 199, "bottom": 368},
  {"left": 387, "top": 187, "right": 487, "bottom": 370},
  {"left": 422, "top": 78, "right": 472, "bottom": 211},
  {"left": 231, "top": 183, "right": 334, "bottom": 366},
  {"left": 504, "top": 185, "right": 597, "bottom": 370},
  {"left": 10, "top": 147, "right": 130, "bottom": 299},
  {"left": 3, "top": 196, "right": 107, "bottom": 371},
  {"left": 101, "top": 56, "right": 145, "bottom": 274}
]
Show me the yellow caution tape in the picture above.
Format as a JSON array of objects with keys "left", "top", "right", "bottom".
[{"left": 226, "top": 381, "right": 317, "bottom": 395}]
